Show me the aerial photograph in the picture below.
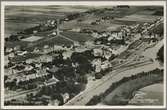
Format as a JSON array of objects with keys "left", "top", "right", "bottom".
[{"left": 2, "top": 3, "right": 165, "bottom": 108}]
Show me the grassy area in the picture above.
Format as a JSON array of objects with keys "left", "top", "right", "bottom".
[{"left": 61, "top": 31, "right": 94, "bottom": 44}]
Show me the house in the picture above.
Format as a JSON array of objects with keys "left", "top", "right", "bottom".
[
  {"left": 53, "top": 45, "right": 65, "bottom": 51},
  {"left": 101, "top": 60, "right": 112, "bottom": 70},
  {"left": 52, "top": 31, "right": 57, "bottom": 36},
  {"left": 44, "top": 75, "right": 59, "bottom": 86},
  {"left": 62, "top": 50, "right": 73, "bottom": 60},
  {"left": 16, "top": 51, "right": 27, "bottom": 56}
]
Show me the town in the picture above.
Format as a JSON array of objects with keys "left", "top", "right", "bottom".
[{"left": 4, "top": 5, "right": 164, "bottom": 106}]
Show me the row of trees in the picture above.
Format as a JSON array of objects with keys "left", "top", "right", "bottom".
[{"left": 157, "top": 46, "right": 164, "bottom": 63}]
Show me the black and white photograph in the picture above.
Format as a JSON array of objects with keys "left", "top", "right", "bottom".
[{"left": 1, "top": 1, "right": 166, "bottom": 109}]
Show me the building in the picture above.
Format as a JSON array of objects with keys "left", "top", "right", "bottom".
[
  {"left": 16, "top": 51, "right": 27, "bottom": 56},
  {"left": 44, "top": 75, "right": 59, "bottom": 86},
  {"left": 47, "top": 66, "right": 59, "bottom": 74},
  {"left": 103, "top": 49, "right": 112, "bottom": 60},
  {"left": 101, "top": 60, "right": 112, "bottom": 70},
  {"left": 24, "top": 65, "right": 34, "bottom": 71},
  {"left": 62, "top": 50, "right": 73, "bottom": 60},
  {"left": 91, "top": 58, "right": 102, "bottom": 73}
]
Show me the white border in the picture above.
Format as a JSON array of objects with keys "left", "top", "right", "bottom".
[{"left": 1, "top": 1, "right": 166, "bottom": 109}]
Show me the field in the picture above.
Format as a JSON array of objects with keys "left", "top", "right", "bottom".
[
  {"left": 25, "top": 36, "right": 73, "bottom": 51},
  {"left": 5, "top": 21, "right": 38, "bottom": 38},
  {"left": 116, "top": 14, "right": 160, "bottom": 23},
  {"left": 61, "top": 31, "right": 94, "bottom": 44},
  {"left": 5, "top": 5, "right": 84, "bottom": 38}
]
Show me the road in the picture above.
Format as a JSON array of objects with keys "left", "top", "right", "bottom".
[{"left": 65, "top": 60, "right": 161, "bottom": 105}]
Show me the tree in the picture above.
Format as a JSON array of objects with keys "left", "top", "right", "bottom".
[
  {"left": 4, "top": 75, "right": 8, "bottom": 81},
  {"left": 77, "top": 75, "right": 88, "bottom": 84},
  {"left": 9, "top": 34, "right": 19, "bottom": 41},
  {"left": 86, "top": 95, "right": 101, "bottom": 105},
  {"left": 71, "top": 52, "right": 92, "bottom": 75},
  {"left": 95, "top": 73, "right": 103, "bottom": 79},
  {"left": 157, "top": 46, "right": 164, "bottom": 63}
]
